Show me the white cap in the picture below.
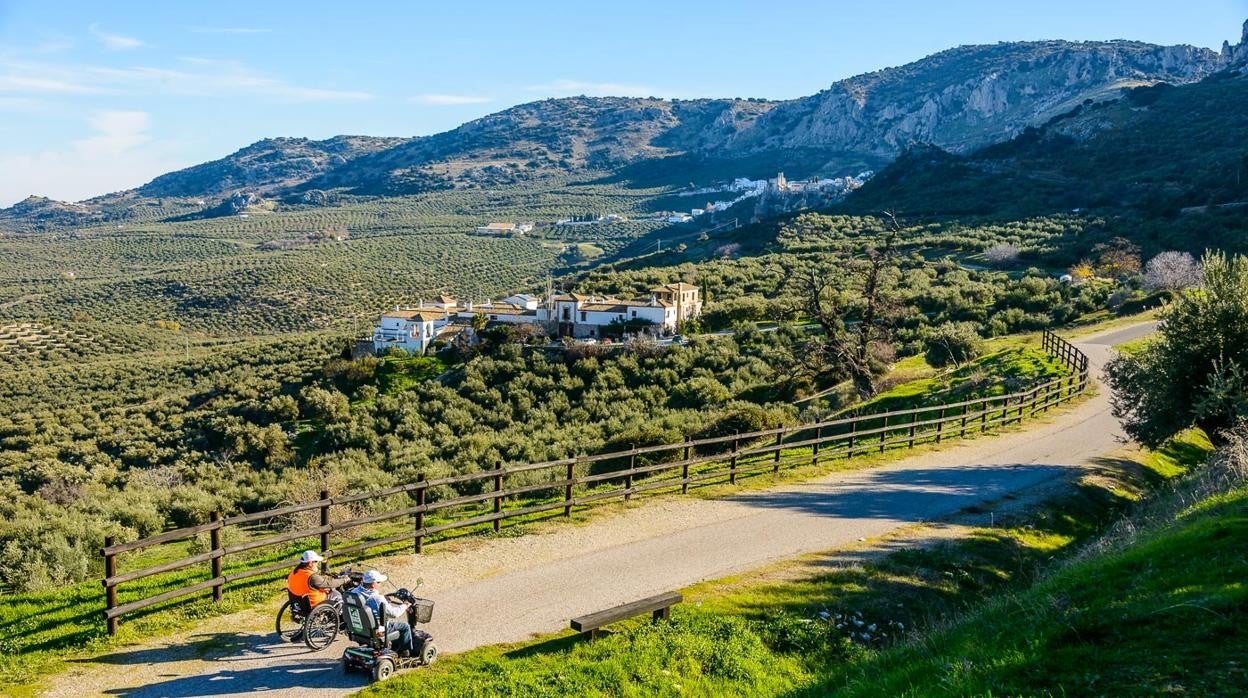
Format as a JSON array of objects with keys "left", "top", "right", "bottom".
[
  {"left": 362, "top": 570, "right": 387, "bottom": 584},
  {"left": 299, "top": 550, "right": 324, "bottom": 564}
]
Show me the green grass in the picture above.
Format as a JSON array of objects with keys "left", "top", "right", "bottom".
[
  {"left": 360, "top": 431, "right": 1217, "bottom": 697},
  {"left": 845, "top": 341, "right": 1066, "bottom": 416},
  {"left": 375, "top": 354, "right": 448, "bottom": 394},
  {"left": 822, "top": 486, "right": 1246, "bottom": 695}
]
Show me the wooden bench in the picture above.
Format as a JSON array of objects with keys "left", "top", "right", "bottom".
[{"left": 570, "top": 591, "right": 682, "bottom": 639}]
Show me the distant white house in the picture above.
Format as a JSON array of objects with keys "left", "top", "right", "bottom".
[
  {"left": 475, "top": 221, "right": 534, "bottom": 235},
  {"left": 666, "top": 214, "right": 693, "bottom": 223},
  {"left": 371, "top": 284, "right": 702, "bottom": 353},
  {"left": 502, "top": 293, "right": 541, "bottom": 310}
]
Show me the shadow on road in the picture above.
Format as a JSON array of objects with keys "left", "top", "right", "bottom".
[
  {"left": 100, "top": 658, "right": 365, "bottom": 697},
  {"left": 79, "top": 632, "right": 364, "bottom": 697},
  {"left": 728, "top": 464, "right": 1068, "bottom": 520}
]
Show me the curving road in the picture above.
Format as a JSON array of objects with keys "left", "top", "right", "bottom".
[{"left": 42, "top": 323, "right": 1155, "bottom": 698}]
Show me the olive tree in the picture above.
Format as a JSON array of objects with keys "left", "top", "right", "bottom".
[{"left": 1106, "top": 252, "right": 1248, "bottom": 445}]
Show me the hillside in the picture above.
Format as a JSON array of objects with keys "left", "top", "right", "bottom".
[
  {"left": 137, "top": 135, "right": 407, "bottom": 198},
  {"left": 846, "top": 24, "right": 1248, "bottom": 217},
  {"left": 302, "top": 97, "right": 777, "bottom": 195},
  {"left": 845, "top": 72, "right": 1248, "bottom": 217}
]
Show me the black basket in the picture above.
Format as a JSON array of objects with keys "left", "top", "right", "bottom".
[{"left": 412, "top": 598, "right": 434, "bottom": 624}]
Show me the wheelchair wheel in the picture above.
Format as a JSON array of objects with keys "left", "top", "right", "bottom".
[
  {"left": 421, "top": 643, "right": 438, "bottom": 666},
  {"left": 275, "top": 600, "right": 305, "bottom": 642},
  {"left": 303, "top": 603, "right": 340, "bottom": 650}
]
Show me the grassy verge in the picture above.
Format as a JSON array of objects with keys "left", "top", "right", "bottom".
[
  {"left": 821, "top": 461, "right": 1246, "bottom": 695},
  {"left": 360, "top": 431, "right": 1214, "bottom": 697}
]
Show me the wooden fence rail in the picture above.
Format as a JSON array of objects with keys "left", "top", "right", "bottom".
[{"left": 101, "top": 330, "right": 1090, "bottom": 634}]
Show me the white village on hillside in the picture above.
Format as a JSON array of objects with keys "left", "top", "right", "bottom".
[{"left": 371, "top": 282, "right": 702, "bottom": 354}]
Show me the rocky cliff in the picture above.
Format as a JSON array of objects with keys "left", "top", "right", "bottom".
[{"left": 724, "top": 40, "right": 1219, "bottom": 164}]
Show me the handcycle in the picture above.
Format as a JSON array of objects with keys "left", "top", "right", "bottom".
[
  {"left": 275, "top": 566, "right": 364, "bottom": 650},
  {"left": 341, "top": 583, "right": 438, "bottom": 682}
]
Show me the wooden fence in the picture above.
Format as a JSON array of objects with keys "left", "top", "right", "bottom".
[{"left": 101, "top": 330, "right": 1089, "bottom": 633}]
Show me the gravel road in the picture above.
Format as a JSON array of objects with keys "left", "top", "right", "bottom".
[{"left": 41, "top": 323, "right": 1156, "bottom": 698}]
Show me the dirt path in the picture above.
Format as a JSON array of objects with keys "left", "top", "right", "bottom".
[{"left": 41, "top": 323, "right": 1155, "bottom": 698}]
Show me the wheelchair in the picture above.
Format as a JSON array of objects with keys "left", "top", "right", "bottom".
[
  {"left": 275, "top": 567, "right": 363, "bottom": 650},
  {"left": 341, "top": 587, "right": 437, "bottom": 682}
]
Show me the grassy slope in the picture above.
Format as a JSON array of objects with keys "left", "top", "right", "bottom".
[
  {"left": 824, "top": 487, "right": 1248, "bottom": 696},
  {"left": 361, "top": 432, "right": 1213, "bottom": 698}
]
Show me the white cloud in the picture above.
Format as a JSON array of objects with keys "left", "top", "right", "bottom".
[
  {"left": 0, "top": 56, "right": 373, "bottom": 103},
  {"left": 188, "top": 26, "right": 272, "bottom": 35},
  {"left": 411, "top": 93, "right": 493, "bottom": 106},
  {"left": 526, "top": 79, "right": 659, "bottom": 97},
  {"left": 0, "top": 96, "right": 43, "bottom": 111},
  {"left": 164, "top": 57, "right": 374, "bottom": 102},
  {"left": 75, "top": 110, "right": 151, "bottom": 157},
  {"left": 0, "top": 110, "right": 187, "bottom": 206},
  {"left": 0, "top": 70, "right": 105, "bottom": 94},
  {"left": 89, "top": 24, "right": 145, "bottom": 50}
]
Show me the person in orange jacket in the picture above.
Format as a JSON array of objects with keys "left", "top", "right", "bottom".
[{"left": 287, "top": 550, "right": 330, "bottom": 609}]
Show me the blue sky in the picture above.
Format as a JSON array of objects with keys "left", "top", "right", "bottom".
[{"left": 0, "top": 0, "right": 1245, "bottom": 205}]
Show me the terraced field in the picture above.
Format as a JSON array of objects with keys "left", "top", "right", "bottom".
[{"left": 0, "top": 181, "right": 678, "bottom": 341}]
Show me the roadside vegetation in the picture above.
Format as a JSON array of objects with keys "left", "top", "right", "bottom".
[
  {"left": 363, "top": 428, "right": 1231, "bottom": 697},
  {"left": 365, "top": 251, "right": 1248, "bottom": 697}
]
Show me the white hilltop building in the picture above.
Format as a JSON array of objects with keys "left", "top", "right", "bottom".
[{"left": 371, "top": 284, "right": 702, "bottom": 353}]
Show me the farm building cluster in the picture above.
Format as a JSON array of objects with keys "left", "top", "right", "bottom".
[{"left": 371, "top": 283, "right": 702, "bottom": 354}]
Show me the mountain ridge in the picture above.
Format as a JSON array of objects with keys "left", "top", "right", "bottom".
[{"left": 1, "top": 29, "right": 1240, "bottom": 229}]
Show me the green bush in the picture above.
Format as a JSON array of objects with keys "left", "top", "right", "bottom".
[
  {"left": 1107, "top": 252, "right": 1248, "bottom": 445},
  {"left": 923, "top": 322, "right": 985, "bottom": 368}
]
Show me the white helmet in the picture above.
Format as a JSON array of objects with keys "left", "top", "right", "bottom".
[
  {"left": 362, "top": 570, "right": 388, "bottom": 584},
  {"left": 299, "top": 550, "right": 324, "bottom": 564}
]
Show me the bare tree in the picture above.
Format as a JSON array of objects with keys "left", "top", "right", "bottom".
[
  {"left": 984, "top": 242, "right": 1021, "bottom": 267},
  {"left": 802, "top": 211, "right": 901, "bottom": 399},
  {"left": 1143, "top": 251, "right": 1202, "bottom": 291}
]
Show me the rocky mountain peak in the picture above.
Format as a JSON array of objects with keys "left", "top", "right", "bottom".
[{"left": 1220, "top": 19, "right": 1248, "bottom": 68}]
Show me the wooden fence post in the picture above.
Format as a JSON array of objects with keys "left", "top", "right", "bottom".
[
  {"left": 981, "top": 400, "right": 989, "bottom": 433},
  {"left": 729, "top": 433, "right": 739, "bottom": 485},
  {"left": 565, "top": 460, "right": 576, "bottom": 517},
  {"left": 210, "top": 511, "right": 222, "bottom": 603},
  {"left": 935, "top": 408, "right": 945, "bottom": 444},
  {"left": 414, "top": 474, "right": 426, "bottom": 554},
  {"left": 683, "top": 442, "right": 693, "bottom": 496},
  {"left": 879, "top": 416, "right": 888, "bottom": 454},
  {"left": 773, "top": 426, "right": 782, "bottom": 474},
  {"left": 907, "top": 411, "right": 918, "bottom": 449},
  {"left": 319, "top": 489, "right": 330, "bottom": 554},
  {"left": 812, "top": 426, "right": 822, "bottom": 466},
  {"left": 681, "top": 439, "right": 691, "bottom": 495},
  {"left": 847, "top": 418, "right": 858, "bottom": 458},
  {"left": 960, "top": 402, "right": 969, "bottom": 438},
  {"left": 493, "top": 462, "right": 503, "bottom": 532},
  {"left": 626, "top": 444, "right": 636, "bottom": 501},
  {"left": 104, "top": 536, "right": 117, "bottom": 636}
]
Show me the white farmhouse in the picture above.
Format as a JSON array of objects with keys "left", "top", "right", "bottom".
[
  {"left": 373, "top": 308, "right": 454, "bottom": 354},
  {"left": 552, "top": 293, "right": 675, "bottom": 339},
  {"left": 370, "top": 283, "right": 703, "bottom": 353}
]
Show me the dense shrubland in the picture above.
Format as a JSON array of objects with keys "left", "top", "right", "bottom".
[
  {"left": 0, "top": 208, "right": 1159, "bottom": 590},
  {"left": 577, "top": 213, "right": 1118, "bottom": 339}
]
